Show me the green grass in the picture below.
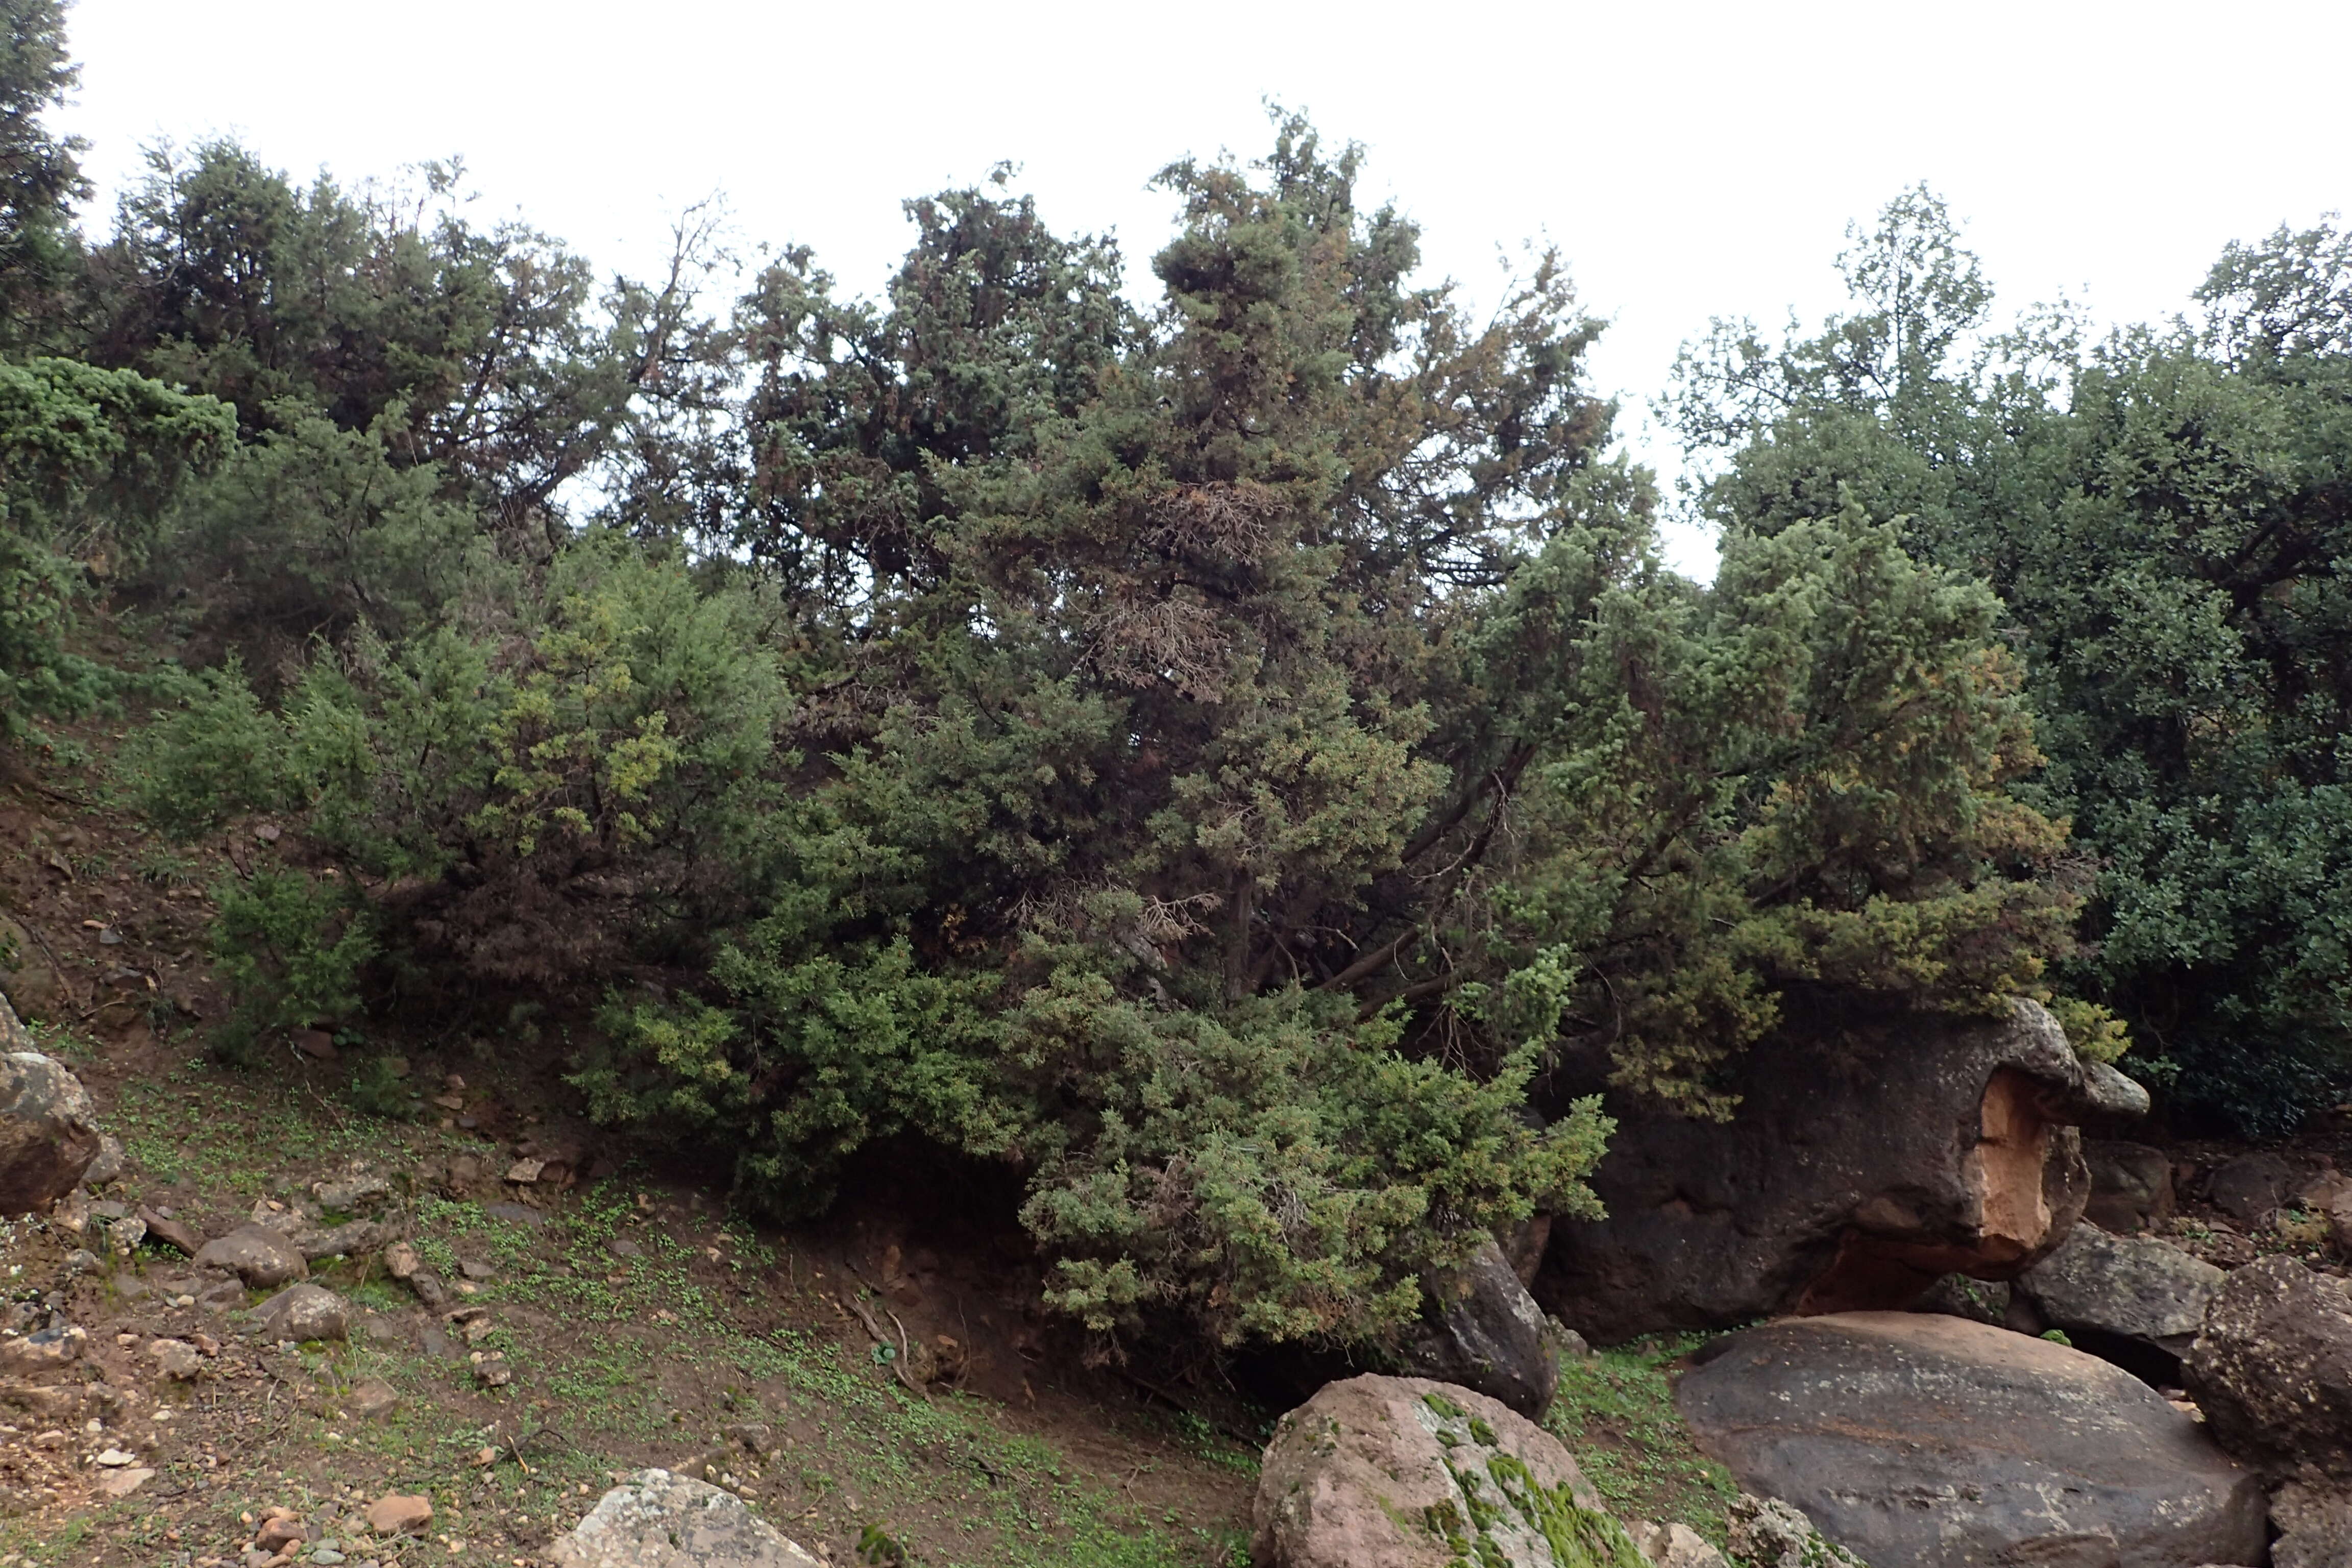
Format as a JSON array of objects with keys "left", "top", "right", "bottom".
[{"left": 1542, "top": 1334, "right": 1740, "bottom": 1545}]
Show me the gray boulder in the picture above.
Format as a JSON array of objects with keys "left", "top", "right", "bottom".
[
  {"left": 2185, "top": 1254, "right": 2352, "bottom": 1477},
  {"left": 292, "top": 1218, "right": 391, "bottom": 1261},
  {"left": 2085, "top": 1140, "right": 2176, "bottom": 1233},
  {"left": 2014, "top": 1222, "right": 2225, "bottom": 1360},
  {"left": 1397, "top": 1237, "right": 1559, "bottom": 1419},
  {"left": 1676, "top": 1311, "right": 2267, "bottom": 1567},
  {"left": 1538, "top": 998, "right": 2114, "bottom": 1341},
  {"left": 256, "top": 1282, "right": 348, "bottom": 1342},
  {"left": 1253, "top": 1374, "right": 1637, "bottom": 1568},
  {"left": 2204, "top": 1152, "right": 2298, "bottom": 1229},
  {"left": 0, "top": 1031, "right": 102, "bottom": 1215},
  {"left": 192, "top": 1224, "right": 308, "bottom": 1288},
  {"left": 2271, "top": 1479, "right": 2352, "bottom": 1568},
  {"left": 551, "top": 1469, "right": 819, "bottom": 1567}
]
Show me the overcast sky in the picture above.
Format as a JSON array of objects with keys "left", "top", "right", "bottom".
[{"left": 55, "top": 0, "right": 2352, "bottom": 575}]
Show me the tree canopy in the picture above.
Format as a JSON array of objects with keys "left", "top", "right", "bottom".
[
  {"left": 2, "top": 10, "right": 2245, "bottom": 1360},
  {"left": 1669, "top": 190, "right": 2352, "bottom": 1133}
]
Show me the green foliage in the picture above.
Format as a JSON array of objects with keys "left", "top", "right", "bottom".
[
  {"left": 342, "top": 1054, "right": 419, "bottom": 1120},
  {"left": 133, "top": 535, "right": 790, "bottom": 985},
  {"left": 1673, "top": 191, "right": 2352, "bottom": 1131},
  {"left": 87, "top": 104, "right": 2088, "bottom": 1357},
  {"left": 0, "top": 0, "right": 86, "bottom": 344},
  {"left": 207, "top": 867, "right": 374, "bottom": 1056},
  {"left": 170, "top": 403, "right": 491, "bottom": 639},
  {"left": 0, "top": 355, "right": 231, "bottom": 738},
  {"left": 1544, "top": 1334, "right": 1740, "bottom": 1541}
]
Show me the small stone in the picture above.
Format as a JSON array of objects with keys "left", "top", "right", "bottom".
[
  {"left": 83, "top": 1135, "right": 126, "bottom": 1186},
  {"left": 407, "top": 1271, "right": 447, "bottom": 1310},
  {"left": 256, "top": 1514, "right": 306, "bottom": 1551},
  {"left": 139, "top": 1206, "right": 202, "bottom": 1256},
  {"left": 381, "top": 1241, "right": 420, "bottom": 1280},
  {"left": 472, "top": 1356, "right": 512, "bottom": 1388},
  {"left": 89, "top": 1199, "right": 129, "bottom": 1220},
  {"left": 430, "top": 1094, "right": 464, "bottom": 1113},
  {"left": 311, "top": 1552, "right": 345, "bottom": 1566},
  {"left": 0, "top": 1323, "right": 82, "bottom": 1374},
  {"left": 458, "top": 1259, "right": 495, "bottom": 1281},
  {"left": 363, "top": 1494, "right": 432, "bottom": 1535},
  {"left": 311, "top": 1174, "right": 389, "bottom": 1212},
  {"left": 255, "top": 1283, "right": 349, "bottom": 1343},
  {"left": 192, "top": 1226, "right": 308, "bottom": 1288},
  {"left": 149, "top": 1338, "right": 203, "bottom": 1379},
  {"left": 293, "top": 1030, "right": 337, "bottom": 1062},
  {"left": 97, "top": 927, "right": 122, "bottom": 946},
  {"left": 63, "top": 1247, "right": 100, "bottom": 1274},
  {"left": 95, "top": 1465, "right": 155, "bottom": 1498},
  {"left": 349, "top": 1377, "right": 398, "bottom": 1418},
  {"left": 94, "top": 1446, "right": 136, "bottom": 1466},
  {"left": 504, "top": 1159, "right": 544, "bottom": 1185},
  {"left": 726, "top": 1422, "right": 776, "bottom": 1455}
]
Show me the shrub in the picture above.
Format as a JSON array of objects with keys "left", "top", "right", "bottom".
[{"left": 207, "top": 867, "right": 375, "bottom": 1059}]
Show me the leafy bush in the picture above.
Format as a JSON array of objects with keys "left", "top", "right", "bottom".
[
  {"left": 112, "top": 123, "right": 2095, "bottom": 1360},
  {"left": 1670, "top": 193, "right": 2352, "bottom": 1130},
  {"left": 0, "top": 356, "right": 230, "bottom": 738},
  {"left": 206, "top": 867, "right": 374, "bottom": 1059}
]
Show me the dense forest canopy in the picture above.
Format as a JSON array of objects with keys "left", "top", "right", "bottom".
[{"left": 3, "top": 0, "right": 2343, "bottom": 1357}]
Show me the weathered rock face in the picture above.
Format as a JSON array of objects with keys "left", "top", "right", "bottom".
[
  {"left": 1396, "top": 1238, "right": 1560, "bottom": 1420},
  {"left": 2014, "top": 1222, "right": 2225, "bottom": 1362},
  {"left": 1676, "top": 1312, "right": 2268, "bottom": 1568},
  {"left": 1253, "top": 1374, "right": 1641, "bottom": 1568},
  {"left": 1536, "top": 999, "right": 2116, "bottom": 1341},
  {"left": 2084, "top": 1140, "right": 2176, "bottom": 1233},
  {"left": 551, "top": 1469, "right": 819, "bottom": 1567},
  {"left": 2185, "top": 1255, "right": 2352, "bottom": 1477},
  {"left": 2271, "top": 1478, "right": 2352, "bottom": 1568},
  {"left": 0, "top": 1034, "right": 102, "bottom": 1215}
]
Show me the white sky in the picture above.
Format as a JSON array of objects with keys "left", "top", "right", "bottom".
[{"left": 55, "top": 0, "right": 2352, "bottom": 577}]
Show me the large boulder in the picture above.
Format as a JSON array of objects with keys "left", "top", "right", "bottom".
[
  {"left": 1537, "top": 999, "right": 2119, "bottom": 1341},
  {"left": 551, "top": 1469, "right": 819, "bottom": 1567},
  {"left": 0, "top": 1030, "right": 102, "bottom": 1215},
  {"left": 1253, "top": 1374, "right": 1642, "bottom": 1568},
  {"left": 2013, "top": 1221, "right": 2225, "bottom": 1366},
  {"left": 1676, "top": 1312, "right": 2268, "bottom": 1567},
  {"left": 2084, "top": 1139, "right": 2176, "bottom": 1233},
  {"left": 2185, "top": 1254, "right": 2352, "bottom": 1477},
  {"left": 1396, "top": 1237, "right": 1560, "bottom": 1420}
]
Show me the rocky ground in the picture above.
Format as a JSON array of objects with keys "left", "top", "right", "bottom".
[{"left": 0, "top": 1057, "right": 1263, "bottom": 1568}]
